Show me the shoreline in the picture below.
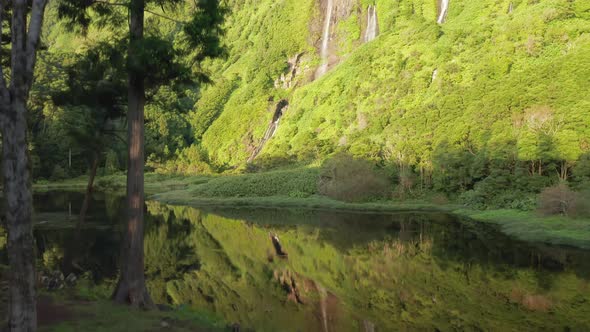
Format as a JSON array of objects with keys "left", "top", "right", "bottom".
[{"left": 32, "top": 175, "right": 590, "bottom": 250}]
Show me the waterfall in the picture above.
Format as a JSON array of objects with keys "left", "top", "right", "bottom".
[
  {"left": 437, "top": 0, "right": 450, "bottom": 24},
  {"left": 508, "top": 2, "right": 513, "bottom": 14},
  {"left": 315, "top": 0, "right": 334, "bottom": 78},
  {"left": 364, "top": 5, "right": 378, "bottom": 43},
  {"left": 431, "top": 69, "right": 438, "bottom": 83},
  {"left": 247, "top": 101, "right": 289, "bottom": 162}
]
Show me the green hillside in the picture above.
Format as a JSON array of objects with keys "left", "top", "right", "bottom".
[
  {"left": 198, "top": 0, "right": 590, "bottom": 171},
  {"left": 31, "top": 0, "right": 590, "bottom": 210}
]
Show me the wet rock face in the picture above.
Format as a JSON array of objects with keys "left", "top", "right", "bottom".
[
  {"left": 314, "top": 0, "right": 358, "bottom": 79},
  {"left": 333, "top": 0, "right": 355, "bottom": 20},
  {"left": 274, "top": 53, "right": 304, "bottom": 89}
]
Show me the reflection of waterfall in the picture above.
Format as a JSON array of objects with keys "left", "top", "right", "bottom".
[
  {"left": 315, "top": 0, "right": 334, "bottom": 78},
  {"left": 364, "top": 5, "right": 378, "bottom": 42},
  {"left": 363, "top": 320, "right": 375, "bottom": 332},
  {"left": 437, "top": 0, "right": 450, "bottom": 24},
  {"left": 316, "top": 283, "right": 329, "bottom": 332},
  {"left": 248, "top": 101, "right": 289, "bottom": 162}
]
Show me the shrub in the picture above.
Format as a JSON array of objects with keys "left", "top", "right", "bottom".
[
  {"left": 191, "top": 168, "right": 319, "bottom": 198},
  {"left": 319, "top": 154, "right": 390, "bottom": 202},
  {"left": 50, "top": 165, "right": 67, "bottom": 181},
  {"left": 151, "top": 145, "right": 213, "bottom": 175},
  {"left": 539, "top": 182, "right": 588, "bottom": 217},
  {"left": 459, "top": 190, "right": 487, "bottom": 210}
]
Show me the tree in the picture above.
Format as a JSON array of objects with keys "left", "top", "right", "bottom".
[
  {"left": 52, "top": 43, "right": 127, "bottom": 223},
  {"left": 0, "top": 0, "right": 49, "bottom": 330},
  {"left": 58, "top": 0, "right": 226, "bottom": 307}
]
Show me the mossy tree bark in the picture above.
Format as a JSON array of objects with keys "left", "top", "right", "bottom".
[{"left": 0, "top": 0, "right": 48, "bottom": 330}]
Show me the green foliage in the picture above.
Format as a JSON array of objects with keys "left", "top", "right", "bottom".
[
  {"left": 319, "top": 153, "right": 390, "bottom": 202},
  {"left": 31, "top": 0, "right": 590, "bottom": 213},
  {"left": 50, "top": 165, "right": 68, "bottom": 181},
  {"left": 150, "top": 145, "right": 213, "bottom": 175},
  {"left": 572, "top": 153, "right": 590, "bottom": 188},
  {"left": 96, "top": 0, "right": 586, "bottom": 209},
  {"left": 191, "top": 168, "right": 319, "bottom": 198}
]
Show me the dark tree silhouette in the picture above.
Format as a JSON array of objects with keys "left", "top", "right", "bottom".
[{"left": 0, "top": 0, "right": 49, "bottom": 329}]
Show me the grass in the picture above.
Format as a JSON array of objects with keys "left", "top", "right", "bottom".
[
  {"left": 455, "top": 209, "right": 590, "bottom": 249},
  {"left": 37, "top": 295, "right": 226, "bottom": 332},
  {"left": 0, "top": 265, "right": 226, "bottom": 332},
  {"left": 35, "top": 171, "right": 590, "bottom": 250}
]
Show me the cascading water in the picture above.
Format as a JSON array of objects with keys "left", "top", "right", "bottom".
[
  {"left": 508, "top": 2, "right": 513, "bottom": 14},
  {"left": 437, "top": 0, "right": 450, "bottom": 24},
  {"left": 364, "top": 5, "right": 378, "bottom": 43},
  {"left": 315, "top": 0, "right": 334, "bottom": 78},
  {"left": 431, "top": 69, "right": 438, "bottom": 83},
  {"left": 248, "top": 101, "right": 289, "bottom": 162}
]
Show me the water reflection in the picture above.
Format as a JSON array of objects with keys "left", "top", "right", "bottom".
[{"left": 14, "top": 192, "right": 590, "bottom": 331}]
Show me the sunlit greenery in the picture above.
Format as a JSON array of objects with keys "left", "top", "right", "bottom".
[{"left": 28, "top": 0, "right": 590, "bottom": 218}]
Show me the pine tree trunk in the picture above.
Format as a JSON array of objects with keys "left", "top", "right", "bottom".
[
  {"left": 112, "top": 0, "right": 153, "bottom": 308},
  {"left": 2, "top": 99, "right": 37, "bottom": 332}
]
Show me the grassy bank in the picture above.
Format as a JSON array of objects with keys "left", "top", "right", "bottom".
[
  {"left": 0, "top": 265, "right": 225, "bottom": 332},
  {"left": 35, "top": 170, "right": 590, "bottom": 250},
  {"left": 37, "top": 296, "right": 225, "bottom": 332}
]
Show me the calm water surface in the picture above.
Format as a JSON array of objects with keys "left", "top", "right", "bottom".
[{"left": 13, "top": 192, "right": 590, "bottom": 331}]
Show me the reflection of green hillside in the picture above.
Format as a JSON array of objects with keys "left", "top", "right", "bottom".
[{"left": 145, "top": 203, "right": 590, "bottom": 331}]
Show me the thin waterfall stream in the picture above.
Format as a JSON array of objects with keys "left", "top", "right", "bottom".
[
  {"left": 437, "top": 0, "right": 450, "bottom": 24},
  {"left": 364, "top": 5, "right": 378, "bottom": 42},
  {"left": 315, "top": 0, "right": 334, "bottom": 78},
  {"left": 248, "top": 101, "right": 289, "bottom": 162}
]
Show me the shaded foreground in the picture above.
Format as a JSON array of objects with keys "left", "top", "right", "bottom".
[{"left": 2, "top": 191, "right": 588, "bottom": 331}]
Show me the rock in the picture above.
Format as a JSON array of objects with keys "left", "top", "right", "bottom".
[
  {"left": 47, "top": 278, "right": 59, "bottom": 291},
  {"left": 160, "top": 320, "right": 170, "bottom": 328},
  {"left": 65, "top": 273, "right": 77, "bottom": 286}
]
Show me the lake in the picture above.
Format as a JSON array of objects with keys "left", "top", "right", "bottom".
[{"left": 11, "top": 191, "right": 590, "bottom": 331}]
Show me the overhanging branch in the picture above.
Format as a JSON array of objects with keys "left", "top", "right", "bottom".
[{"left": 93, "top": 0, "right": 184, "bottom": 23}]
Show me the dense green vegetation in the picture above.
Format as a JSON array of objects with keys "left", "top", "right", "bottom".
[{"left": 23, "top": 0, "right": 589, "bottom": 217}]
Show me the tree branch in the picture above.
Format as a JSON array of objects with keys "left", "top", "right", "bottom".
[
  {"left": 144, "top": 8, "right": 183, "bottom": 23},
  {"left": 93, "top": 0, "right": 183, "bottom": 23},
  {"left": 24, "top": 0, "right": 49, "bottom": 93}
]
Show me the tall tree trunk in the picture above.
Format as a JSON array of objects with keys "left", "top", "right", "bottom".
[
  {"left": 0, "top": 0, "right": 47, "bottom": 328},
  {"left": 112, "top": 0, "right": 153, "bottom": 308},
  {"left": 2, "top": 99, "right": 36, "bottom": 332}
]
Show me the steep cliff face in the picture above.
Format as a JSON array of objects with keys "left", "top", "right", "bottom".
[{"left": 199, "top": 0, "right": 590, "bottom": 169}]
